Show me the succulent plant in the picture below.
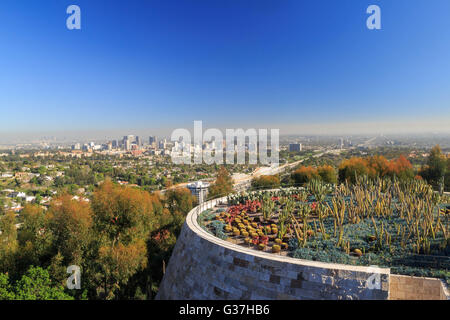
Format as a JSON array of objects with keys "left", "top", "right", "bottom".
[{"left": 215, "top": 176, "right": 449, "bottom": 281}]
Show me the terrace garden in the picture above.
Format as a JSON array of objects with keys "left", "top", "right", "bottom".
[{"left": 198, "top": 178, "right": 450, "bottom": 283}]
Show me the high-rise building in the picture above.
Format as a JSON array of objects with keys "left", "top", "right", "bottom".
[
  {"left": 289, "top": 143, "right": 302, "bottom": 152},
  {"left": 149, "top": 136, "right": 158, "bottom": 148},
  {"left": 72, "top": 143, "right": 81, "bottom": 150},
  {"left": 123, "top": 135, "right": 134, "bottom": 151},
  {"left": 158, "top": 139, "right": 167, "bottom": 150},
  {"left": 135, "top": 136, "right": 141, "bottom": 147}
]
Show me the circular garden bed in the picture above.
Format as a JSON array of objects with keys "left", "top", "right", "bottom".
[{"left": 198, "top": 178, "right": 450, "bottom": 283}]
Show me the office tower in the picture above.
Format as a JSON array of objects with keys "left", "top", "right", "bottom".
[
  {"left": 72, "top": 143, "right": 81, "bottom": 150},
  {"left": 149, "top": 136, "right": 157, "bottom": 147},
  {"left": 123, "top": 135, "right": 134, "bottom": 151},
  {"left": 289, "top": 143, "right": 302, "bottom": 152},
  {"left": 158, "top": 139, "right": 166, "bottom": 150}
]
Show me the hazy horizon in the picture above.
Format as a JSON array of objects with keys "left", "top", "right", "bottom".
[
  {"left": 1, "top": 119, "right": 449, "bottom": 145},
  {"left": 1, "top": 1, "right": 449, "bottom": 141}
]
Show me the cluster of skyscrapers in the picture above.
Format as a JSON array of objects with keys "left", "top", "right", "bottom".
[{"left": 71, "top": 135, "right": 168, "bottom": 152}]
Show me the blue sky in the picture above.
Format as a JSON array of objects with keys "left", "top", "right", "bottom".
[{"left": 0, "top": 0, "right": 449, "bottom": 137}]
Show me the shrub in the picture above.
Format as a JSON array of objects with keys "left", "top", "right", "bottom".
[{"left": 251, "top": 175, "right": 280, "bottom": 190}]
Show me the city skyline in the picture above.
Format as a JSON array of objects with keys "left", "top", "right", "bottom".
[
  {"left": 0, "top": 0, "right": 449, "bottom": 137},
  {"left": 1, "top": 117, "right": 450, "bottom": 145}
]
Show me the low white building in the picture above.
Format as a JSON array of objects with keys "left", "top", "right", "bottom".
[
  {"left": 8, "top": 191, "right": 26, "bottom": 198},
  {"left": 25, "top": 196, "right": 36, "bottom": 202},
  {"left": 187, "top": 181, "right": 210, "bottom": 204}
]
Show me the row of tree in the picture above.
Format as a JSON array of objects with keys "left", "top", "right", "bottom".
[
  {"left": 338, "top": 155, "right": 414, "bottom": 183},
  {"left": 292, "top": 165, "right": 337, "bottom": 185},
  {"left": 291, "top": 147, "right": 448, "bottom": 190}
]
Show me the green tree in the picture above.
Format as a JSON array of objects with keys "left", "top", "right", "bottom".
[
  {"left": 0, "top": 211, "right": 18, "bottom": 273},
  {"left": 37, "top": 166, "right": 47, "bottom": 176},
  {"left": 164, "top": 187, "right": 196, "bottom": 219},
  {"left": 317, "top": 165, "right": 337, "bottom": 184},
  {"left": 420, "top": 145, "right": 447, "bottom": 191},
  {"left": 292, "top": 166, "right": 319, "bottom": 185},
  {"left": 208, "top": 166, "right": 234, "bottom": 199},
  {"left": 16, "top": 205, "right": 53, "bottom": 273},
  {"left": 46, "top": 195, "right": 93, "bottom": 266},
  {"left": 251, "top": 175, "right": 280, "bottom": 190},
  {"left": 13, "top": 266, "right": 73, "bottom": 300},
  {"left": 338, "top": 157, "right": 370, "bottom": 183},
  {"left": 91, "top": 180, "right": 158, "bottom": 299},
  {"left": 0, "top": 273, "right": 15, "bottom": 300},
  {"left": 446, "top": 158, "right": 450, "bottom": 192}
]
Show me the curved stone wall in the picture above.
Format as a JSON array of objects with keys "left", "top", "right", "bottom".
[{"left": 156, "top": 197, "right": 391, "bottom": 300}]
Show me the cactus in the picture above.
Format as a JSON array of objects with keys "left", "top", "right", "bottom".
[{"left": 272, "top": 245, "right": 281, "bottom": 253}]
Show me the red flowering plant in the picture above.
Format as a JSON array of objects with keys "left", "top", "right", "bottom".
[
  {"left": 260, "top": 235, "right": 269, "bottom": 245},
  {"left": 226, "top": 203, "right": 245, "bottom": 224},
  {"left": 226, "top": 200, "right": 261, "bottom": 223},
  {"left": 245, "top": 200, "right": 261, "bottom": 213},
  {"left": 225, "top": 208, "right": 238, "bottom": 225},
  {"left": 310, "top": 202, "right": 317, "bottom": 212}
]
